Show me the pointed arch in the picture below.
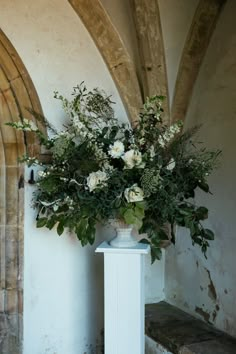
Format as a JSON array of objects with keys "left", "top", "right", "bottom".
[
  {"left": 0, "top": 29, "right": 44, "bottom": 353},
  {"left": 171, "top": 0, "right": 227, "bottom": 123}
]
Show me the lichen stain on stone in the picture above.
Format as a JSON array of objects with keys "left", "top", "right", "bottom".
[
  {"left": 205, "top": 268, "right": 217, "bottom": 301},
  {"left": 195, "top": 306, "right": 210, "bottom": 322}
]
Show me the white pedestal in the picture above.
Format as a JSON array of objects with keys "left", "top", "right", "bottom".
[{"left": 96, "top": 241, "right": 150, "bottom": 354}]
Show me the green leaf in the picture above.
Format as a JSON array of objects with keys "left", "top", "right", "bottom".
[
  {"left": 134, "top": 204, "right": 145, "bottom": 219},
  {"left": 158, "top": 229, "right": 169, "bottom": 241},
  {"left": 88, "top": 219, "right": 96, "bottom": 245},
  {"left": 46, "top": 217, "right": 57, "bottom": 230},
  {"left": 202, "top": 229, "right": 214, "bottom": 240},
  {"left": 196, "top": 207, "right": 208, "bottom": 220},
  {"left": 139, "top": 238, "right": 150, "bottom": 244},
  {"left": 198, "top": 181, "right": 209, "bottom": 193},
  {"left": 57, "top": 221, "right": 64, "bottom": 236},
  {"left": 123, "top": 209, "right": 136, "bottom": 225},
  {"left": 36, "top": 217, "right": 48, "bottom": 228},
  {"left": 151, "top": 245, "right": 162, "bottom": 264},
  {"left": 76, "top": 218, "right": 89, "bottom": 241},
  {"left": 170, "top": 223, "right": 176, "bottom": 244}
]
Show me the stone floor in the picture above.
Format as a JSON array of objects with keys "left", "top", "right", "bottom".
[{"left": 145, "top": 301, "right": 236, "bottom": 354}]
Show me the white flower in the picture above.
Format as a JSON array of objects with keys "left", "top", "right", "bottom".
[
  {"left": 158, "top": 136, "right": 165, "bottom": 147},
  {"left": 29, "top": 121, "right": 38, "bottom": 131},
  {"left": 169, "top": 123, "right": 181, "bottom": 134},
  {"left": 87, "top": 170, "right": 108, "bottom": 192},
  {"left": 103, "top": 162, "right": 114, "bottom": 172},
  {"left": 158, "top": 123, "right": 181, "bottom": 147},
  {"left": 166, "top": 158, "right": 176, "bottom": 171},
  {"left": 150, "top": 145, "right": 155, "bottom": 158},
  {"left": 122, "top": 149, "right": 143, "bottom": 169},
  {"left": 22, "top": 118, "right": 38, "bottom": 131},
  {"left": 139, "top": 138, "right": 145, "bottom": 146},
  {"left": 108, "top": 141, "right": 125, "bottom": 158},
  {"left": 53, "top": 204, "right": 59, "bottom": 212},
  {"left": 38, "top": 170, "right": 46, "bottom": 178},
  {"left": 94, "top": 146, "right": 107, "bottom": 160},
  {"left": 124, "top": 184, "right": 144, "bottom": 203}
]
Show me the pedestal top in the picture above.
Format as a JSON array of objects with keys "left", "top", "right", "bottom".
[{"left": 95, "top": 241, "right": 150, "bottom": 254}]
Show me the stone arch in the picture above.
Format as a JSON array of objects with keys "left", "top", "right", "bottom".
[
  {"left": 171, "top": 0, "right": 226, "bottom": 123},
  {"left": 68, "top": 0, "right": 143, "bottom": 125},
  {"left": 0, "top": 29, "right": 44, "bottom": 353}
]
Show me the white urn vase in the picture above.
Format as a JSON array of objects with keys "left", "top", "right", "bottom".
[{"left": 109, "top": 220, "right": 138, "bottom": 248}]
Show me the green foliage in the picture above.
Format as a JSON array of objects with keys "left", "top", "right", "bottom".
[{"left": 6, "top": 83, "right": 221, "bottom": 262}]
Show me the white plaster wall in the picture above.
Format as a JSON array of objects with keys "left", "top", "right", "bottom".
[
  {"left": 0, "top": 1, "right": 164, "bottom": 353},
  {"left": 165, "top": 0, "right": 236, "bottom": 337},
  {"left": 158, "top": 0, "right": 198, "bottom": 105}
]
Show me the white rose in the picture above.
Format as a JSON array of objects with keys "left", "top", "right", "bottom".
[
  {"left": 124, "top": 184, "right": 144, "bottom": 203},
  {"left": 87, "top": 170, "right": 108, "bottom": 192},
  {"left": 122, "top": 149, "right": 143, "bottom": 169},
  {"left": 166, "top": 158, "right": 176, "bottom": 171},
  {"left": 108, "top": 141, "right": 125, "bottom": 158}
]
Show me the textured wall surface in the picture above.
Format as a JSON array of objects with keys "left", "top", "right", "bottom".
[{"left": 165, "top": 0, "right": 236, "bottom": 337}]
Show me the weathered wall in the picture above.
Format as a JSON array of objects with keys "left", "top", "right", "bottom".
[
  {"left": 165, "top": 0, "right": 236, "bottom": 337},
  {"left": 0, "top": 0, "right": 164, "bottom": 353}
]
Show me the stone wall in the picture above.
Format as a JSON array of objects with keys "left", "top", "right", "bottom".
[{"left": 165, "top": 0, "right": 236, "bottom": 337}]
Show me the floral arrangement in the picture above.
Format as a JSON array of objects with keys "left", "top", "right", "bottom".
[{"left": 7, "top": 84, "right": 220, "bottom": 262}]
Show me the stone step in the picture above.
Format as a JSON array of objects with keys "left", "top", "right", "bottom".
[{"left": 145, "top": 301, "right": 236, "bottom": 354}]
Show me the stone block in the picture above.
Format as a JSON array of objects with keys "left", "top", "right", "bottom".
[
  {"left": 5, "top": 289, "right": 18, "bottom": 314},
  {"left": 145, "top": 302, "right": 236, "bottom": 354},
  {"left": 180, "top": 339, "right": 236, "bottom": 354}
]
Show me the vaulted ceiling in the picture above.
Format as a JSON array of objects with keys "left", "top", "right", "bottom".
[{"left": 69, "top": 0, "right": 226, "bottom": 124}]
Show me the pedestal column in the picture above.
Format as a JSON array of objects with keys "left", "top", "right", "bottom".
[{"left": 96, "top": 242, "right": 150, "bottom": 354}]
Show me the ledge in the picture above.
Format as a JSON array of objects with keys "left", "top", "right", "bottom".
[
  {"left": 96, "top": 241, "right": 150, "bottom": 254},
  {"left": 145, "top": 301, "right": 236, "bottom": 354}
]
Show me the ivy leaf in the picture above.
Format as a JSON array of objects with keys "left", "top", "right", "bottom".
[
  {"left": 198, "top": 181, "right": 209, "bottom": 193},
  {"left": 151, "top": 245, "right": 162, "bottom": 264},
  {"left": 87, "top": 219, "right": 96, "bottom": 245},
  {"left": 158, "top": 229, "right": 169, "bottom": 240},
  {"left": 57, "top": 221, "right": 64, "bottom": 236},
  {"left": 123, "top": 209, "right": 136, "bottom": 225},
  {"left": 76, "top": 218, "right": 89, "bottom": 241},
  {"left": 196, "top": 207, "right": 208, "bottom": 220},
  {"left": 46, "top": 217, "right": 57, "bottom": 230},
  {"left": 139, "top": 238, "right": 150, "bottom": 244},
  {"left": 202, "top": 229, "right": 214, "bottom": 240},
  {"left": 170, "top": 223, "right": 176, "bottom": 244},
  {"left": 123, "top": 208, "right": 143, "bottom": 230},
  {"left": 36, "top": 217, "right": 48, "bottom": 228},
  {"left": 134, "top": 204, "right": 145, "bottom": 219}
]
